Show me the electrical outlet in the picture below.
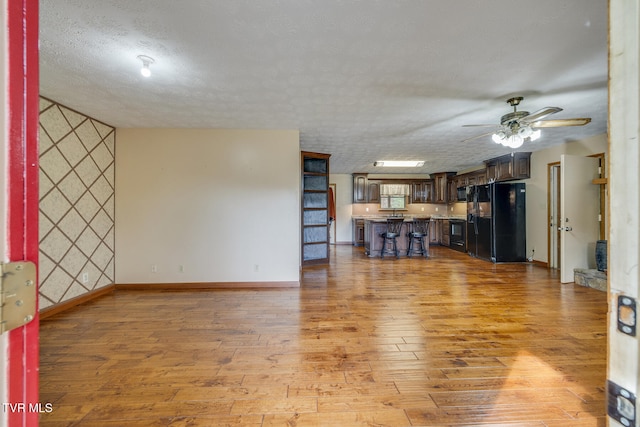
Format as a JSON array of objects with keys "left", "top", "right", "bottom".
[
  {"left": 253, "top": 264, "right": 259, "bottom": 272},
  {"left": 151, "top": 264, "right": 158, "bottom": 273},
  {"left": 81, "top": 272, "right": 89, "bottom": 283},
  {"left": 179, "top": 265, "right": 184, "bottom": 273}
]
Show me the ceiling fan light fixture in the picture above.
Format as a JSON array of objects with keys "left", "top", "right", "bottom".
[
  {"left": 374, "top": 160, "right": 424, "bottom": 167},
  {"left": 505, "top": 134, "right": 524, "bottom": 149},
  {"left": 518, "top": 125, "right": 533, "bottom": 138},
  {"left": 530, "top": 129, "right": 541, "bottom": 141},
  {"left": 492, "top": 131, "right": 506, "bottom": 144}
]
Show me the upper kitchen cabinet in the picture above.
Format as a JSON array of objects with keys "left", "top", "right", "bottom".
[
  {"left": 431, "top": 172, "right": 456, "bottom": 203},
  {"left": 302, "top": 152, "right": 331, "bottom": 265},
  {"left": 485, "top": 152, "right": 531, "bottom": 182},
  {"left": 410, "top": 180, "right": 433, "bottom": 204},
  {"left": 352, "top": 174, "right": 381, "bottom": 203},
  {"left": 353, "top": 173, "right": 367, "bottom": 203},
  {"left": 469, "top": 169, "right": 488, "bottom": 186},
  {"left": 367, "top": 180, "right": 381, "bottom": 203},
  {"left": 447, "top": 177, "right": 459, "bottom": 203}
]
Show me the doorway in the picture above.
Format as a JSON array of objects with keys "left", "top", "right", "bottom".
[
  {"left": 329, "top": 183, "right": 336, "bottom": 245},
  {"left": 547, "top": 153, "right": 605, "bottom": 278}
]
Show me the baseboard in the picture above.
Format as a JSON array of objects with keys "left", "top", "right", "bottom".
[
  {"left": 531, "top": 260, "right": 548, "bottom": 268},
  {"left": 115, "top": 281, "right": 300, "bottom": 290},
  {"left": 39, "top": 284, "right": 115, "bottom": 319}
]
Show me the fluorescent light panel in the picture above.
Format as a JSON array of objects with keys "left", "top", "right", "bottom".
[{"left": 374, "top": 160, "right": 425, "bottom": 167}]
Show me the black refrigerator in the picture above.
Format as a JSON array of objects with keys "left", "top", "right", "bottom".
[{"left": 466, "top": 182, "right": 526, "bottom": 262}]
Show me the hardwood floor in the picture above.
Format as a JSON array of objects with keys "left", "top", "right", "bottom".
[{"left": 39, "top": 245, "right": 607, "bottom": 426}]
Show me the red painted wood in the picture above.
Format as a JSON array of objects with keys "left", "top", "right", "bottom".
[{"left": 6, "top": 0, "right": 40, "bottom": 425}]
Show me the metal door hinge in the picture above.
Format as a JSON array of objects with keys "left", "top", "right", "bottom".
[{"left": 0, "top": 261, "right": 37, "bottom": 334}]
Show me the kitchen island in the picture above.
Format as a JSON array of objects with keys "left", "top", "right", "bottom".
[{"left": 363, "top": 217, "right": 431, "bottom": 257}]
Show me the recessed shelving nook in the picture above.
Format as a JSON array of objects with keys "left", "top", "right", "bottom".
[{"left": 301, "top": 151, "right": 331, "bottom": 265}]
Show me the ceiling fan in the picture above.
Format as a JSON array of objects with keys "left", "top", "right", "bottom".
[{"left": 462, "top": 96, "right": 591, "bottom": 148}]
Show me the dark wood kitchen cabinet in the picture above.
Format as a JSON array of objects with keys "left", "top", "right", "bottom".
[
  {"left": 367, "top": 180, "right": 381, "bottom": 203},
  {"left": 410, "top": 180, "right": 433, "bottom": 203},
  {"left": 441, "top": 219, "right": 450, "bottom": 246},
  {"left": 485, "top": 152, "right": 531, "bottom": 182},
  {"left": 447, "top": 178, "right": 458, "bottom": 203},
  {"left": 429, "top": 219, "right": 441, "bottom": 245},
  {"left": 352, "top": 174, "right": 380, "bottom": 203},
  {"left": 432, "top": 172, "right": 456, "bottom": 203},
  {"left": 353, "top": 174, "right": 367, "bottom": 203},
  {"left": 353, "top": 218, "right": 365, "bottom": 246},
  {"left": 467, "top": 169, "right": 488, "bottom": 186},
  {"left": 302, "top": 151, "right": 331, "bottom": 265}
]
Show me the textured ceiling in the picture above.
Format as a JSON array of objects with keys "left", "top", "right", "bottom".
[{"left": 39, "top": 0, "right": 608, "bottom": 174}]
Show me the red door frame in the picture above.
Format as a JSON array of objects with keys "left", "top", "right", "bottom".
[{"left": 5, "top": 0, "right": 39, "bottom": 425}]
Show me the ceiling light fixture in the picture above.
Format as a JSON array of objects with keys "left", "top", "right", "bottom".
[
  {"left": 374, "top": 160, "right": 425, "bottom": 167},
  {"left": 137, "top": 55, "right": 155, "bottom": 77},
  {"left": 491, "top": 124, "right": 541, "bottom": 149}
]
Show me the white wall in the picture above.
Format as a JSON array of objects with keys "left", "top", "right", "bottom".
[
  {"left": 527, "top": 134, "right": 607, "bottom": 263},
  {"left": 115, "top": 128, "right": 300, "bottom": 285}
]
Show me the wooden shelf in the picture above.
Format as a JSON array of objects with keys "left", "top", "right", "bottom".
[{"left": 592, "top": 177, "right": 608, "bottom": 185}]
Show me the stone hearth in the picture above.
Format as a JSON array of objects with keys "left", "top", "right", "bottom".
[{"left": 574, "top": 268, "right": 607, "bottom": 292}]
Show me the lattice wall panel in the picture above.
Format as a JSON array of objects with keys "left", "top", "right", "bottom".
[{"left": 39, "top": 97, "right": 115, "bottom": 310}]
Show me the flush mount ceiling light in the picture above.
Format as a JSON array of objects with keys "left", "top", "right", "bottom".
[
  {"left": 374, "top": 160, "right": 425, "bottom": 167},
  {"left": 137, "top": 55, "right": 155, "bottom": 77}
]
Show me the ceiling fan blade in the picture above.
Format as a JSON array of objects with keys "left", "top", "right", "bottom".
[
  {"left": 520, "top": 107, "right": 563, "bottom": 123},
  {"left": 462, "top": 130, "right": 495, "bottom": 143},
  {"left": 531, "top": 118, "right": 592, "bottom": 128}
]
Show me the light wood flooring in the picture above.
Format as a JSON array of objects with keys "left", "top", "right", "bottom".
[{"left": 39, "top": 245, "right": 607, "bottom": 426}]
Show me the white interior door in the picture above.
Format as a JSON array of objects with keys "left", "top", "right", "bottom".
[{"left": 560, "top": 155, "right": 600, "bottom": 283}]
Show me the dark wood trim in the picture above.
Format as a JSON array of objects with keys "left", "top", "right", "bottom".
[
  {"left": 39, "top": 284, "right": 116, "bottom": 319},
  {"left": 115, "top": 281, "right": 300, "bottom": 290}
]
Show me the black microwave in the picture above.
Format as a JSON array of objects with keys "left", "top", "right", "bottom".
[{"left": 456, "top": 187, "right": 467, "bottom": 202}]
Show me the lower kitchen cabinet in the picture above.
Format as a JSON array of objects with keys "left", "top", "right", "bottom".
[
  {"left": 441, "top": 219, "right": 450, "bottom": 247},
  {"left": 428, "top": 218, "right": 452, "bottom": 246},
  {"left": 429, "top": 219, "right": 442, "bottom": 245},
  {"left": 353, "top": 218, "right": 365, "bottom": 246}
]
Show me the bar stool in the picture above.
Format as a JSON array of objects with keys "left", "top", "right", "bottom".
[
  {"left": 380, "top": 218, "right": 405, "bottom": 258},
  {"left": 407, "top": 218, "right": 429, "bottom": 258}
]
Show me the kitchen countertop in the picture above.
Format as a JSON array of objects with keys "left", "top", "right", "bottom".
[
  {"left": 353, "top": 215, "right": 428, "bottom": 221},
  {"left": 353, "top": 215, "right": 465, "bottom": 220}
]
